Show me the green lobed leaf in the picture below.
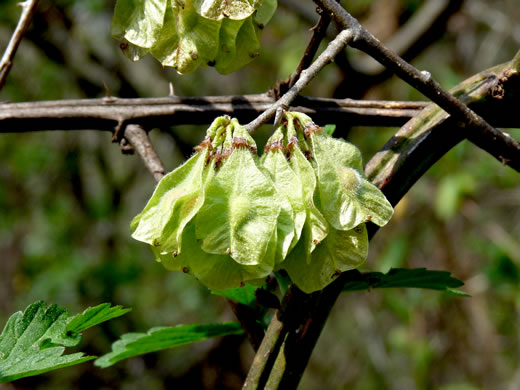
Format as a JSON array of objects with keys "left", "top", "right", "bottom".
[
  {"left": 95, "top": 322, "right": 244, "bottom": 368},
  {"left": 0, "top": 301, "right": 129, "bottom": 383},
  {"left": 342, "top": 268, "right": 468, "bottom": 295}
]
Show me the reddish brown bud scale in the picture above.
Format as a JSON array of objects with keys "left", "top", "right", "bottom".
[{"left": 303, "top": 123, "right": 322, "bottom": 139}]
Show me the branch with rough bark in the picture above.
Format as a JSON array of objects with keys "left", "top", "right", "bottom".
[{"left": 0, "top": 96, "right": 433, "bottom": 133}]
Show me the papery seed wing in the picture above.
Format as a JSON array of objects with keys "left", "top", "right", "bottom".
[
  {"left": 281, "top": 224, "right": 368, "bottom": 294},
  {"left": 163, "top": 223, "right": 273, "bottom": 290},
  {"left": 194, "top": 0, "right": 256, "bottom": 21},
  {"left": 261, "top": 149, "right": 305, "bottom": 261},
  {"left": 213, "top": 18, "right": 245, "bottom": 73},
  {"left": 354, "top": 179, "right": 394, "bottom": 227},
  {"left": 131, "top": 148, "right": 209, "bottom": 251},
  {"left": 215, "top": 17, "right": 260, "bottom": 74},
  {"left": 195, "top": 148, "right": 280, "bottom": 265},
  {"left": 112, "top": 0, "right": 168, "bottom": 49},
  {"left": 170, "top": 2, "right": 221, "bottom": 73},
  {"left": 288, "top": 145, "right": 328, "bottom": 251},
  {"left": 157, "top": 158, "right": 216, "bottom": 254},
  {"left": 310, "top": 133, "right": 368, "bottom": 231},
  {"left": 254, "top": 0, "right": 277, "bottom": 26}
]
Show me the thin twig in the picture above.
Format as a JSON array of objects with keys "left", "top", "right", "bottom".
[
  {"left": 123, "top": 124, "right": 165, "bottom": 182},
  {"left": 0, "top": 0, "right": 40, "bottom": 90},
  {"left": 314, "top": 0, "right": 520, "bottom": 172},
  {"left": 287, "top": 10, "right": 332, "bottom": 89},
  {"left": 245, "top": 28, "right": 355, "bottom": 133}
]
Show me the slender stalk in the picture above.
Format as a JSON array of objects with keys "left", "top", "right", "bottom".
[
  {"left": 0, "top": 0, "right": 40, "bottom": 90},
  {"left": 287, "top": 10, "right": 332, "bottom": 89},
  {"left": 245, "top": 29, "right": 355, "bottom": 133}
]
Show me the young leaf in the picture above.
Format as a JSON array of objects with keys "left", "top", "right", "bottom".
[
  {"left": 323, "top": 124, "right": 336, "bottom": 136},
  {"left": 95, "top": 322, "right": 244, "bottom": 368},
  {"left": 0, "top": 301, "right": 129, "bottom": 383},
  {"left": 66, "top": 303, "right": 132, "bottom": 334},
  {"left": 211, "top": 284, "right": 258, "bottom": 307},
  {"left": 342, "top": 268, "right": 467, "bottom": 295}
]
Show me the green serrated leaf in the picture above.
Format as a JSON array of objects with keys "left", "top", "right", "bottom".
[
  {"left": 342, "top": 268, "right": 467, "bottom": 294},
  {"left": 211, "top": 284, "right": 258, "bottom": 307},
  {"left": 0, "top": 301, "right": 129, "bottom": 383},
  {"left": 66, "top": 304, "right": 132, "bottom": 334},
  {"left": 95, "top": 322, "right": 243, "bottom": 368}
]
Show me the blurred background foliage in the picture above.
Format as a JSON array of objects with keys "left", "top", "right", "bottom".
[{"left": 0, "top": 0, "right": 519, "bottom": 389}]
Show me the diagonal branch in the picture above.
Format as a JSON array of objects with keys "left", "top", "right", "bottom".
[
  {"left": 314, "top": 0, "right": 520, "bottom": 173},
  {"left": 245, "top": 28, "right": 355, "bottom": 133},
  {"left": 123, "top": 124, "right": 166, "bottom": 182},
  {"left": 0, "top": 0, "right": 40, "bottom": 91}
]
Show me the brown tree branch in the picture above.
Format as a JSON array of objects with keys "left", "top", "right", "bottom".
[
  {"left": 123, "top": 124, "right": 166, "bottom": 182},
  {"left": 314, "top": 0, "right": 520, "bottom": 173},
  {"left": 0, "top": 0, "right": 40, "bottom": 90},
  {"left": 0, "top": 96, "right": 435, "bottom": 133}
]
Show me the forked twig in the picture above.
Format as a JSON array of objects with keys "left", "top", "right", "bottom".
[
  {"left": 0, "top": 0, "right": 40, "bottom": 90},
  {"left": 313, "top": 0, "right": 520, "bottom": 172}
]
